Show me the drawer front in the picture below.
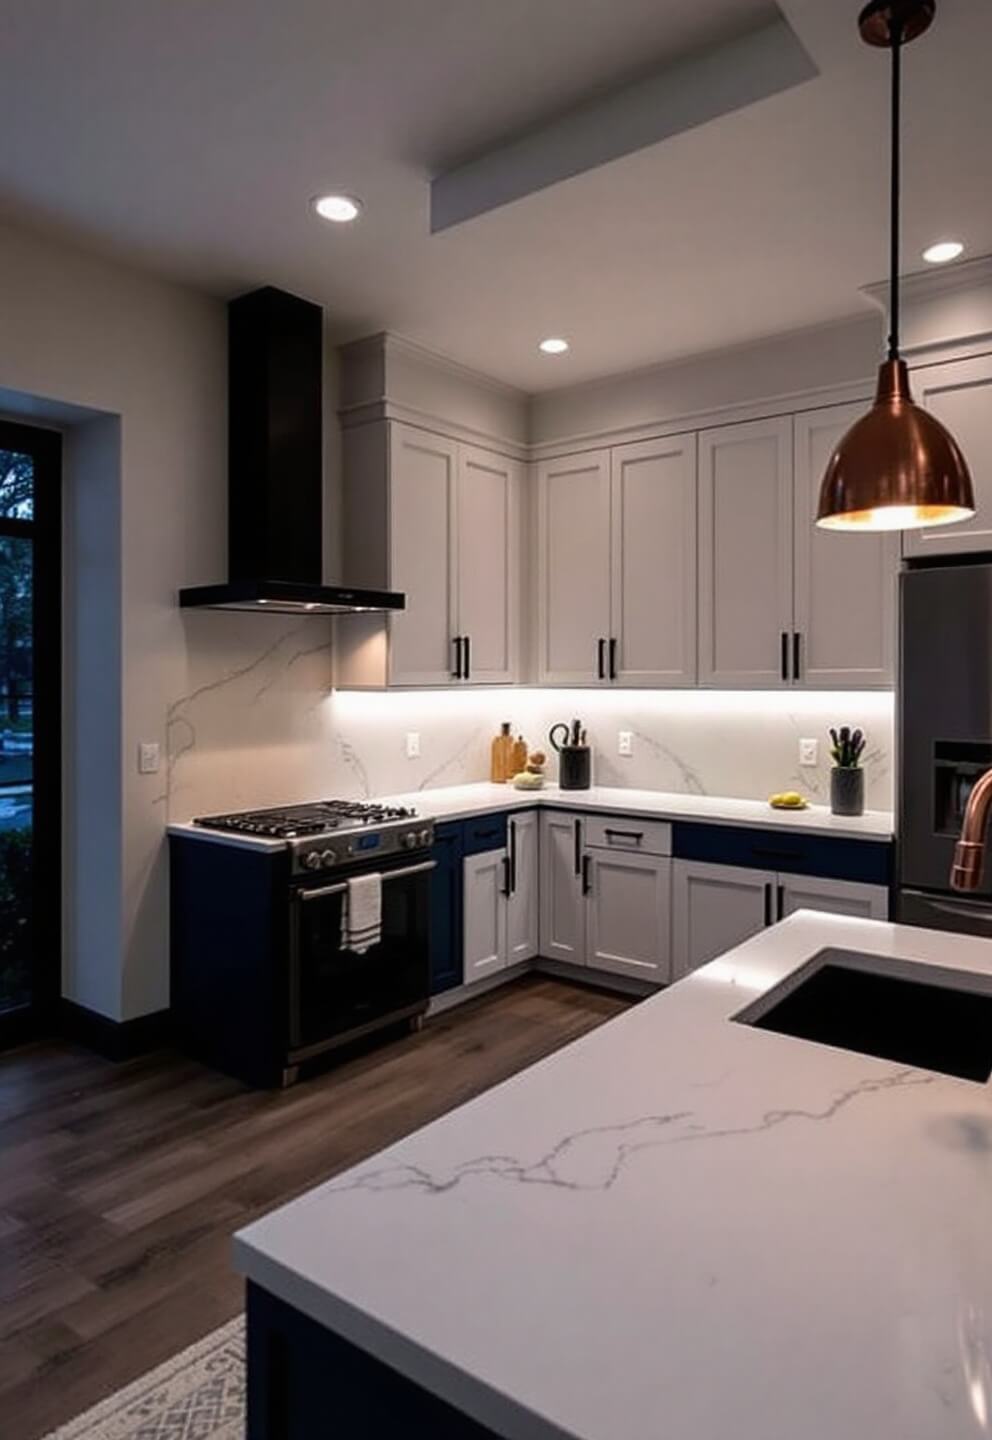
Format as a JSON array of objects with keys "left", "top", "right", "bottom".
[
  {"left": 463, "top": 813, "right": 509, "bottom": 857},
  {"left": 584, "top": 815, "right": 672, "bottom": 857},
  {"left": 672, "top": 821, "right": 892, "bottom": 886}
]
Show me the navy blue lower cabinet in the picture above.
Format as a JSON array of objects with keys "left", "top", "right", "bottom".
[
  {"left": 672, "top": 821, "right": 892, "bottom": 887},
  {"left": 430, "top": 822, "right": 464, "bottom": 995},
  {"left": 246, "top": 1283, "right": 502, "bottom": 1438}
]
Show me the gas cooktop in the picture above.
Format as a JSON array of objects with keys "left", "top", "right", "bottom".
[{"left": 193, "top": 799, "right": 417, "bottom": 839}]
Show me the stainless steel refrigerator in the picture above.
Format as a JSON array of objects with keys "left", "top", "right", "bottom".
[{"left": 898, "top": 560, "right": 992, "bottom": 935}]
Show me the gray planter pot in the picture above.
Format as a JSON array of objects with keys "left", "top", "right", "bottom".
[{"left": 830, "top": 766, "right": 864, "bottom": 817}]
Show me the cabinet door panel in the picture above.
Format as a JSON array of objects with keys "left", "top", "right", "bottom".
[
  {"left": 539, "top": 812, "right": 586, "bottom": 963},
  {"left": 429, "top": 824, "right": 464, "bottom": 995},
  {"left": 507, "top": 812, "right": 539, "bottom": 964},
  {"left": 672, "top": 860, "right": 774, "bottom": 979},
  {"left": 904, "top": 355, "right": 992, "bottom": 557},
  {"left": 457, "top": 445, "right": 520, "bottom": 684},
  {"left": 537, "top": 453, "right": 611, "bottom": 684},
  {"left": 793, "top": 403, "right": 898, "bottom": 687},
  {"left": 389, "top": 424, "right": 458, "bottom": 685},
  {"left": 586, "top": 851, "right": 670, "bottom": 984},
  {"left": 611, "top": 436, "right": 697, "bottom": 686},
  {"left": 778, "top": 874, "right": 889, "bottom": 921},
  {"left": 463, "top": 849, "right": 508, "bottom": 983},
  {"left": 698, "top": 418, "right": 793, "bottom": 687}
]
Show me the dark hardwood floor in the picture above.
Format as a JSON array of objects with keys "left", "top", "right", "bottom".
[{"left": 0, "top": 975, "right": 629, "bottom": 1438}]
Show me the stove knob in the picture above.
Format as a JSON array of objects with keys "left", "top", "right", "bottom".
[
  {"left": 418, "top": 828, "right": 431, "bottom": 847},
  {"left": 402, "top": 831, "right": 418, "bottom": 849},
  {"left": 320, "top": 849, "right": 336, "bottom": 868},
  {"left": 303, "top": 851, "right": 323, "bottom": 871}
]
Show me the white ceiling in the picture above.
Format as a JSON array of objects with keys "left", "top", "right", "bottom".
[{"left": 2, "top": 0, "right": 991, "bottom": 390}]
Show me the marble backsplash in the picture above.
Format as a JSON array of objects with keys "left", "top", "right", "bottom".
[{"left": 163, "top": 615, "right": 894, "bottom": 819}]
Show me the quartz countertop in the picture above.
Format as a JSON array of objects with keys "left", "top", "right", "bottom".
[
  {"left": 169, "top": 782, "right": 893, "bottom": 848},
  {"left": 233, "top": 911, "right": 992, "bottom": 1440}
]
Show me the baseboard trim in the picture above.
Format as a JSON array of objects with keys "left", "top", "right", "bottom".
[
  {"left": 534, "top": 957, "right": 659, "bottom": 998},
  {"left": 57, "top": 999, "right": 172, "bottom": 1062}
]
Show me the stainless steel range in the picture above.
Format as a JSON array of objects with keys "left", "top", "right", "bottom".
[
  {"left": 172, "top": 799, "right": 436, "bottom": 1087},
  {"left": 193, "top": 799, "right": 434, "bottom": 876}
]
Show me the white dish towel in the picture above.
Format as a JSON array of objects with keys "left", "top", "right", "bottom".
[{"left": 341, "top": 873, "right": 382, "bottom": 955}]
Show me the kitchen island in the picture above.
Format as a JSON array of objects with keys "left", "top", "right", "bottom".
[{"left": 234, "top": 910, "right": 992, "bottom": 1438}]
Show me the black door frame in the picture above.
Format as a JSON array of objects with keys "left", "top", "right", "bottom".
[{"left": 0, "top": 419, "right": 61, "bottom": 1048}]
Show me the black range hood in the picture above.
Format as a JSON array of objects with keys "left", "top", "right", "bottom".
[{"left": 180, "top": 286, "right": 404, "bottom": 616}]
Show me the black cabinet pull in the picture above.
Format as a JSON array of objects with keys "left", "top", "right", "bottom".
[
  {"left": 776, "top": 883, "right": 785, "bottom": 921},
  {"left": 582, "top": 853, "right": 592, "bottom": 896},
  {"left": 609, "top": 637, "right": 618, "bottom": 681},
  {"left": 604, "top": 827, "right": 644, "bottom": 844},
  {"left": 573, "top": 818, "right": 582, "bottom": 876},
  {"left": 509, "top": 820, "right": 517, "bottom": 895},
  {"left": 464, "top": 634, "right": 471, "bottom": 681},
  {"left": 597, "top": 638, "right": 606, "bottom": 680},
  {"left": 763, "top": 882, "right": 773, "bottom": 927},
  {"left": 752, "top": 847, "right": 801, "bottom": 862},
  {"left": 780, "top": 632, "right": 789, "bottom": 683},
  {"left": 502, "top": 855, "right": 512, "bottom": 897},
  {"left": 452, "top": 636, "right": 463, "bottom": 679},
  {"left": 792, "top": 632, "right": 802, "bottom": 682}
]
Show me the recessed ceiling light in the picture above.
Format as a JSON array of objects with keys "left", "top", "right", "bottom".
[
  {"left": 312, "top": 194, "right": 363, "bottom": 224},
  {"left": 539, "top": 337, "right": 570, "bottom": 355},
  {"left": 922, "top": 239, "right": 964, "bottom": 265}
]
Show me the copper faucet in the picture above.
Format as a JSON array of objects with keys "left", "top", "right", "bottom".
[{"left": 951, "top": 768, "right": 992, "bottom": 891}]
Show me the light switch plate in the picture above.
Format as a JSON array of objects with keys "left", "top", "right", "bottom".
[
  {"left": 799, "top": 738, "right": 819, "bottom": 768},
  {"left": 618, "top": 731, "right": 633, "bottom": 757},
  {"left": 138, "top": 741, "right": 160, "bottom": 774},
  {"left": 406, "top": 731, "right": 421, "bottom": 759}
]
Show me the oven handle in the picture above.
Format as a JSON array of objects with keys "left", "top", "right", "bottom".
[{"left": 297, "top": 859, "right": 436, "bottom": 902}]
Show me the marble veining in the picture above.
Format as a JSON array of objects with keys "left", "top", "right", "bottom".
[{"left": 328, "top": 1069, "right": 932, "bottom": 1199}]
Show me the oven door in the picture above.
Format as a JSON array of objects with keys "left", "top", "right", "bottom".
[{"left": 289, "top": 855, "right": 433, "bottom": 1057}]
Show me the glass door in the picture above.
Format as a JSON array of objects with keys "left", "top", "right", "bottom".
[{"left": 0, "top": 421, "right": 60, "bottom": 1048}]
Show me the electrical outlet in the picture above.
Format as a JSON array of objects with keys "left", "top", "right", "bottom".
[
  {"left": 138, "top": 741, "right": 160, "bottom": 775},
  {"left": 618, "top": 731, "right": 633, "bottom": 757},
  {"left": 405, "top": 731, "right": 421, "bottom": 759},
  {"left": 799, "top": 738, "right": 819, "bottom": 768}
]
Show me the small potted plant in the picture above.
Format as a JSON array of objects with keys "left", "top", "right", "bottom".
[{"left": 829, "top": 726, "right": 866, "bottom": 816}]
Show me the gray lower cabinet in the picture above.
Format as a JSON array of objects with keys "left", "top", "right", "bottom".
[
  {"left": 672, "top": 860, "right": 773, "bottom": 980},
  {"left": 672, "top": 859, "right": 890, "bottom": 979},
  {"left": 540, "top": 812, "right": 672, "bottom": 983},
  {"left": 586, "top": 848, "right": 671, "bottom": 983},
  {"left": 463, "top": 847, "right": 508, "bottom": 983},
  {"left": 507, "top": 812, "right": 540, "bottom": 965},
  {"left": 778, "top": 873, "right": 888, "bottom": 921},
  {"left": 539, "top": 812, "right": 586, "bottom": 964},
  {"left": 463, "top": 812, "right": 539, "bottom": 983}
]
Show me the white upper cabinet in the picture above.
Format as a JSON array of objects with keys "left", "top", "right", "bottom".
[
  {"left": 903, "top": 354, "right": 992, "bottom": 558},
  {"left": 611, "top": 435, "right": 697, "bottom": 686},
  {"left": 698, "top": 417, "right": 794, "bottom": 687},
  {"left": 389, "top": 425, "right": 459, "bottom": 686},
  {"left": 338, "top": 421, "right": 521, "bottom": 688},
  {"left": 536, "top": 437, "right": 697, "bottom": 686},
  {"left": 456, "top": 444, "right": 520, "bottom": 684},
  {"left": 793, "top": 402, "right": 898, "bottom": 688},
  {"left": 537, "top": 451, "right": 612, "bottom": 684}
]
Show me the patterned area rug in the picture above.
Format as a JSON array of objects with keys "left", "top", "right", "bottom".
[{"left": 44, "top": 1317, "right": 245, "bottom": 1440}]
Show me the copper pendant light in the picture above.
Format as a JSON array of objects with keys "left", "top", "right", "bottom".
[{"left": 816, "top": 0, "right": 974, "bottom": 532}]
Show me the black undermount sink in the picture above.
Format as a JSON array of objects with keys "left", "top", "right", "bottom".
[{"left": 734, "top": 948, "right": 992, "bottom": 1083}]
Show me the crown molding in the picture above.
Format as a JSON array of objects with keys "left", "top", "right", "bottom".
[
  {"left": 338, "top": 396, "right": 530, "bottom": 461},
  {"left": 861, "top": 254, "right": 992, "bottom": 310}
]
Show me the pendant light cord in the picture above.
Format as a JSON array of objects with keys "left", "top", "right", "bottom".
[{"left": 888, "top": 13, "right": 903, "bottom": 360}]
